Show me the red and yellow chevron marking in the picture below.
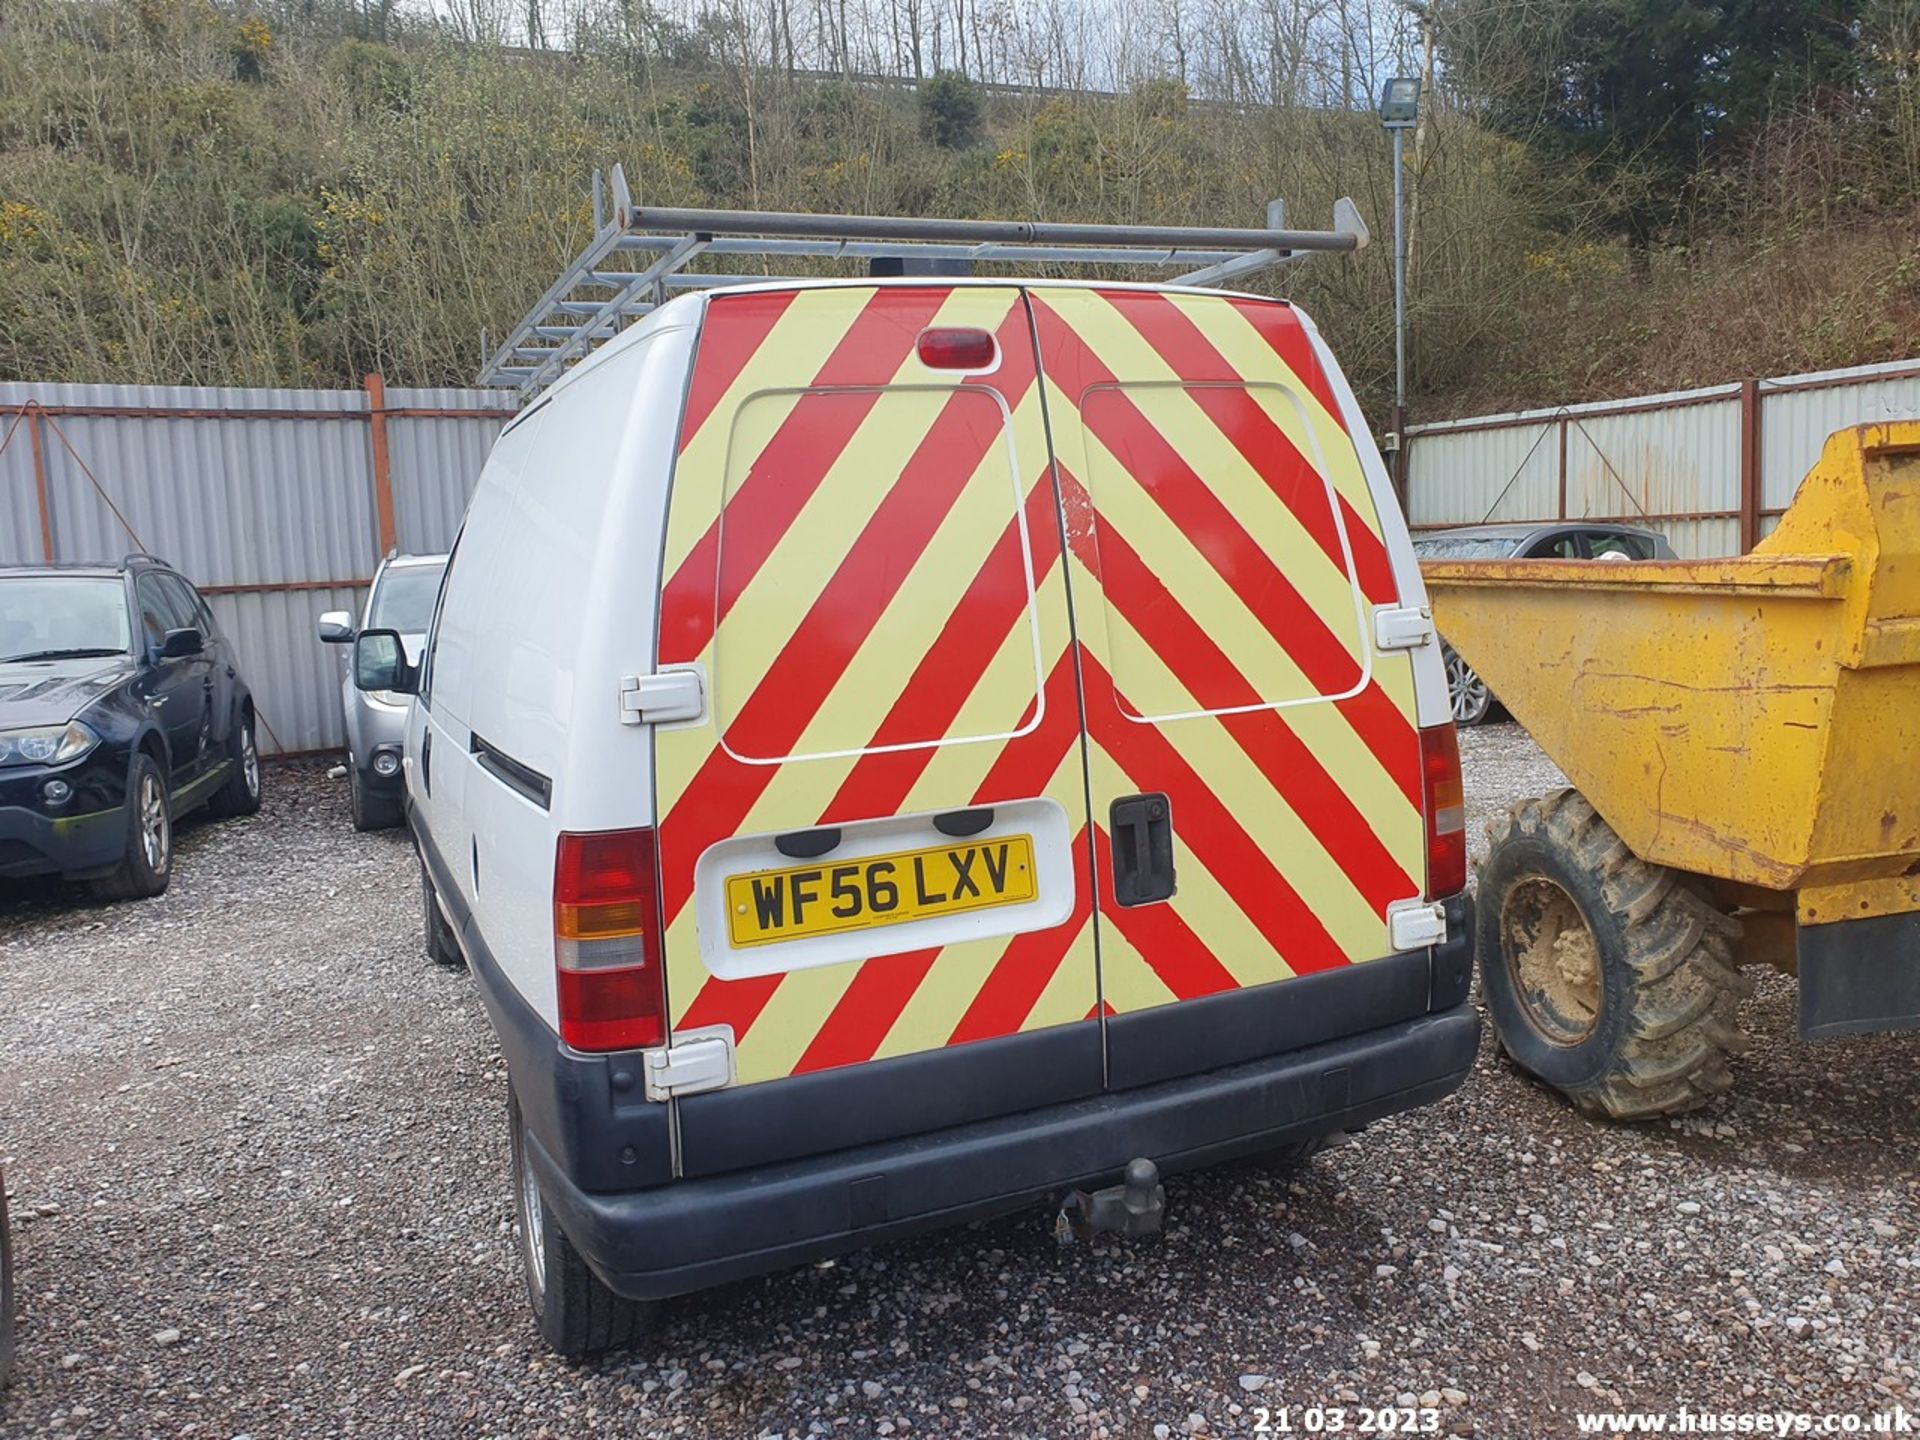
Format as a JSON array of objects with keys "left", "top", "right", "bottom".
[
  {"left": 1029, "top": 288, "right": 1422, "bottom": 1016},
  {"left": 655, "top": 286, "right": 1098, "bottom": 1087},
  {"left": 653, "top": 283, "right": 1423, "bottom": 1088}
]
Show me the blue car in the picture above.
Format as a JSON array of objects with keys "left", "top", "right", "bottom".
[{"left": 0, "top": 555, "right": 263, "bottom": 900}]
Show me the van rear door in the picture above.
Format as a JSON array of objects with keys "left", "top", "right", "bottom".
[
  {"left": 1029, "top": 288, "right": 1429, "bottom": 1091},
  {"left": 654, "top": 285, "right": 1102, "bottom": 1175}
]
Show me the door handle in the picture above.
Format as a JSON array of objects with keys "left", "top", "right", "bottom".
[{"left": 1108, "top": 793, "right": 1176, "bottom": 906}]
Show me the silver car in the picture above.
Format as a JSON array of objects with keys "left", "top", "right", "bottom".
[
  {"left": 1411, "top": 522, "right": 1675, "bottom": 725},
  {"left": 317, "top": 553, "right": 447, "bottom": 830}
]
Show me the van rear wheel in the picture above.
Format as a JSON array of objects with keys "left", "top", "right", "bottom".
[{"left": 509, "top": 1092, "right": 658, "bottom": 1356}]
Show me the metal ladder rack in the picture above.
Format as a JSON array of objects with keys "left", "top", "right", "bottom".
[{"left": 479, "top": 163, "right": 1370, "bottom": 396}]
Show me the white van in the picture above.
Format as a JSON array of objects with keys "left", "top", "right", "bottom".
[{"left": 355, "top": 211, "right": 1478, "bottom": 1354}]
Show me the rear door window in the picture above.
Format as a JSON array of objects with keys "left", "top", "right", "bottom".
[
  {"left": 711, "top": 384, "right": 1042, "bottom": 762},
  {"left": 1074, "top": 378, "right": 1370, "bottom": 720}
]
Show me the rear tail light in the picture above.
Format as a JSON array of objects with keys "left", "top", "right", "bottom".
[
  {"left": 1420, "top": 722, "right": 1467, "bottom": 899},
  {"left": 554, "top": 828, "right": 666, "bottom": 1052},
  {"left": 916, "top": 326, "right": 998, "bottom": 371}
]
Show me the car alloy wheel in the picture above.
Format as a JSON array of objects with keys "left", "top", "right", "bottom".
[
  {"left": 1444, "top": 645, "right": 1492, "bottom": 726},
  {"left": 138, "top": 770, "right": 170, "bottom": 873},
  {"left": 240, "top": 721, "right": 260, "bottom": 800}
]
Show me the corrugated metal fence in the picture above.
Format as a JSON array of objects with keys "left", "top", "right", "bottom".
[
  {"left": 13, "top": 357, "right": 1916, "bottom": 752},
  {"left": 0, "top": 379, "right": 515, "bottom": 755},
  {"left": 1404, "top": 357, "right": 1920, "bottom": 558}
]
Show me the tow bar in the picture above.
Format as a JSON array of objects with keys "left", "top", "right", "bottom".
[{"left": 1055, "top": 1158, "right": 1165, "bottom": 1243}]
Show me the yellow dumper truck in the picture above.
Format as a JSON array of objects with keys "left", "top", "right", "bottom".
[{"left": 1423, "top": 422, "right": 1920, "bottom": 1118}]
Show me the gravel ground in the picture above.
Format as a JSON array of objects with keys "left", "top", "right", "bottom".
[{"left": 2, "top": 730, "right": 1917, "bottom": 1439}]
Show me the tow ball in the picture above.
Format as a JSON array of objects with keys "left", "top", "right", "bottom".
[{"left": 1055, "top": 1158, "right": 1165, "bottom": 1243}]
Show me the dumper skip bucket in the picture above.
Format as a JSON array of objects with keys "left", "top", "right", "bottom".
[{"left": 1424, "top": 422, "right": 1920, "bottom": 912}]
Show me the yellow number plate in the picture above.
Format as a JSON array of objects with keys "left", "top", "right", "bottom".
[{"left": 725, "top": 835, "right": 1037, "bottom": 948}]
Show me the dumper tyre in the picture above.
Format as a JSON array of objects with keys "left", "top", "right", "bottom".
[
  {"left": 509, "top": 1091, "right": 659, "bottom": 1357},
  {"left": 1478, "top": 789, "right": 1751, "bottom": 1119}
]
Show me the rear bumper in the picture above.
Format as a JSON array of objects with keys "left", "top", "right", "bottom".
[
  {"left": 422, "top": 812, "right": 1481, "bottom": 1302},
  {"left": 533, "top": 1004, "right": 1480, "bottom": 1301}
]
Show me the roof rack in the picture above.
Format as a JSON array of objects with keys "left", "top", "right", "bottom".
[{"left": 479, "top": 164, "right": 1370, "bottom": 396}]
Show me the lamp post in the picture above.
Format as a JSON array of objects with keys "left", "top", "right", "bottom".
[{"left": 1379, "top": 75, "right": 1420, "bottom": 504}]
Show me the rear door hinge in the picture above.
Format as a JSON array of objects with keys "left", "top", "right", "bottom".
[
  {"left": 641, "top": 1026, "right": 735, "bottom": 1101},
  {"left": 1374, "top": 604, "right": 1435, "bottom": 652},
  {"left": 1386, "top": 898, "right": 1448, "bottom": 951},
  {"left": 619, "top": 665, "right": 705, "bottom": 726}
]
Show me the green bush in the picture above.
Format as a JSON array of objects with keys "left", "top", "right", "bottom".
[{"left": 916, "top": 70, "right": 982, "bottom": 151}]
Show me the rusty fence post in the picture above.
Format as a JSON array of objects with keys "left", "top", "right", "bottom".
[
  {"left": 364, "top": 372, "right": 398, "bottom": 558},
  {"left": 1738, "top": 378, "right": 1763, "bottom": 554},
  {"left": 26, "top": 406, "right": 55, "bottom": 561}
]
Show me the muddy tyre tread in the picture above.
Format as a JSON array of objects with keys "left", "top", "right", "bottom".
[{"left": 1481, "top": 788, "right": 1751, "bottom": 1120}]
